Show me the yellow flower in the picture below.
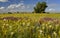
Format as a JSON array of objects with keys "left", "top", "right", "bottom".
[
  {"left": 3, "top": 23, "right": 5, "bottom": 25},
  {"left": 6, "top": 24, "right": 9, "bottom": 26},
  {"left": 42, "top": 26, "right": 45, "bottom": 30},
  {"left": 49, "top": 25, "right": 52, "bottom": 28},
  {"left": 53, "top": 32, "right": 57, "bottom": 35},
  {"left": 9, "top": 26, "right": 12, "bottom": 28},
  {"left": 38, "top": 35, "right": 40, "bottom": 38},
  {"left": 59, "top": 31, "right": 60, "bottom": 35},
  {"left": 22, "top": 22, "right": 25, "bottom": 26},
  {"left": 42, "top": 23, "right": 45, "bottom": 26},
  {"left": 11, "top": 32, "right": 14, "bottom": 35},
  {"left": 48, "top": 21, "right": 53, "bottom": 24},
  {"left": 48, "top": 35, "right": 51, "bottom": 38},
  {"left": 2, "top": 26, "right": 4, "bottom": 29}
]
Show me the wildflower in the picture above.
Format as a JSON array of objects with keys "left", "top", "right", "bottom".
[
  {"left": 38, "top": 35, "right": 40, "bottom": 38},
  {"left": 27, "top": 22, "right": 30, "bottom": 26},
  {"left": 39, "top": 30, "right": 43, "bottom": 34},
  {"left": 3, "top": 23, "right": 5, "bottom": 25},
  {"left": 46, "top": 24, "right": 48, "bottom": 26},
  {"left": 42, "top": 23, "right": 45, "bottom": 26},
  {"left": 49, "top": 25, "right": 52, "bottom": 28},
  {"left": 48, "top": 35, "right": 51, "bottom": 38},
  {"left": 11, "top": 32, "right": 14, "bottom": 35},
  {"left": 2, "top": 25, "right": 4, "bottom": 28},
  {"left": 53, "top": 32, "right": 57, "bottom": 35},
  {"left": 9, "top": 26, "right": 12, "bottom": 28},
  {"left": 3, "top": 19, "right": 6, "bottom": 21},
  {"left": 40, "top": 30, "right": 43, "bottom": 33},
  {"left": 6, "top": 24, "right": 9, "bottom": 26},
  {"left": 42, "top": 26, "right": 45, "bottom": 29},
  {"left": 59, "top": 31, "right": 60, "bottom": 35},
  {"left": 36, "top": 26, "right": 39, "bottom": 30},
  {"left": 48, "top": 21, "right": 52, "bottom": 24},
  {"left": 22, "top": 22, "right": 25, "bottom": 26}
]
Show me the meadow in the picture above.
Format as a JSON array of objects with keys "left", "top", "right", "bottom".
[{"left": 0, "top": 13, "right": 60, "bottom": 38}]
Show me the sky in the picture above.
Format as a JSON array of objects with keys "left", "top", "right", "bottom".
[{"left": 0, "top": 0, "right": 60, "bottom": 13}]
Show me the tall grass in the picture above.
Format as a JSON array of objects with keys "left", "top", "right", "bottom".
[{"left": 0, "top": 14, "right": 60, "bottom": 38}]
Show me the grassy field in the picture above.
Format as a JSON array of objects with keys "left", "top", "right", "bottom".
[
  {"left": 0, "top": 13, "right": 60, "bottom": 38},
  {"left": 0, "top": 13, "right": 60, "bottom": 19}
]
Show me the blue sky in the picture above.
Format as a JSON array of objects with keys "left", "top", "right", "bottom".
[{"left": 0, "top": 0, "right": 60, "bottom": 13}]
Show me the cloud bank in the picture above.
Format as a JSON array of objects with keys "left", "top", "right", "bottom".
[
  {"left": 0, "top": 2, "right": 34, "bottom": 13},
  {"left": 0, "top": 0, "right": 8, "bottom": 2}
]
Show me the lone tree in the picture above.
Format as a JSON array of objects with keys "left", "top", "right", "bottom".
[{"left": 34, "top": 2, "right": 48, "bottom": 13}]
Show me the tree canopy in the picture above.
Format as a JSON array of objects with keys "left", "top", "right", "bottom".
[{"left": 34, "top": 2, "right": 48, "bottom": 13}]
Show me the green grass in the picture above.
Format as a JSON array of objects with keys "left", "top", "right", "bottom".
[
  {"left": 0, "top": 13, "right": 60, "bottom": 19},
  {"left": 0, "top": 13, "right": 60, "bottom": 38}
]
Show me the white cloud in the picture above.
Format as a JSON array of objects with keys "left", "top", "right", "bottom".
[
  {"left": 0, "top": 7, "right": 5, "bottom": 13},
  {"left": 21, "top": 5, "right": 25, "bottom": 9},
  {"left": 7, "top": 3, "right": 25, "bottom": 9},
  {"left": 46, "top": 3, "right": 60, "bottom": 12},
  {"left": 0, "top": 7, "right": 5, "bottom": 9},
  {"left": 0, "top": 3, "right": 34, "bottom": 13},
  {"left": 48, "top": 8, "right": 55, "bottom": 11},
  {"left": 0, "top": 0, "right": 8, "bottom": 2},
  {"left": 5, "top": 3, "right": 25, "bottom": 12},
  {"left": 8, "top": 4, "right": 17, "bottom": 9},
  {"left": 16, "top": 3, "right": 24, "bottom": 8}
]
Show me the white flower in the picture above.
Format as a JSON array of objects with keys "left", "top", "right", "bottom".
[
  {"left": 46, "top": 24, "right": 48, "bottom": 26},
  {"left": 39, "top": 30, "right": 43, "bottom": 34},
  {"left": 11, "top": 32, "right": 14, "bottom": 35},
  {"left": 53, "top": 32, "right": 57, "bottom": 35},
  {"left": 3, "top": 19, "right": 6, "bottom": 21}
]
